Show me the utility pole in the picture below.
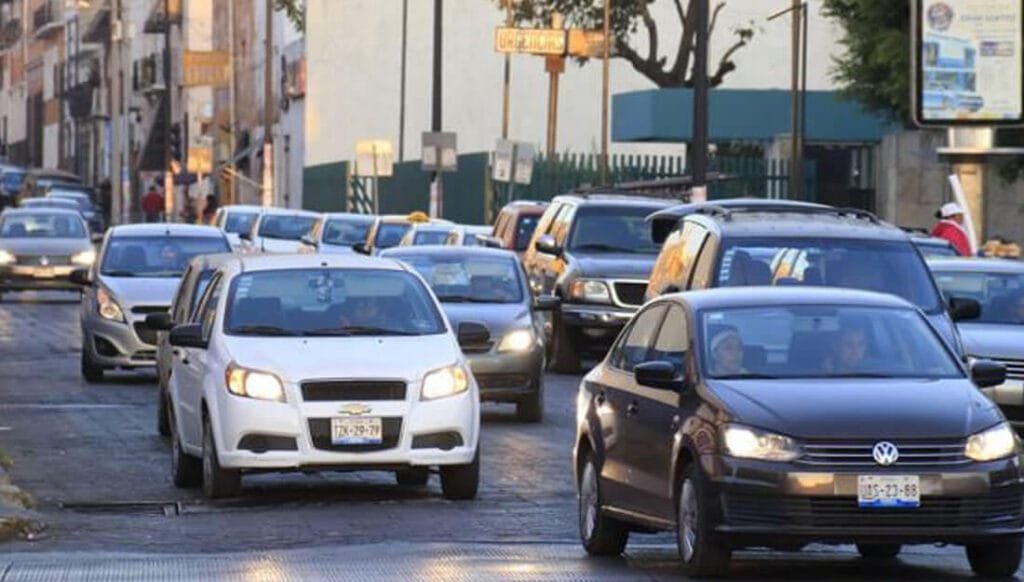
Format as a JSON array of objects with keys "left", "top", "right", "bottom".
[
  {"left": 431, "top": 0, "right": 443, "bottom": 217},
  {"left": 227, "top": 0, "right": 236, "bottom": 205},
  {"left": 691, "top": 0, "right": 709, "bottom": 187},
  {"left": 163, "top": 0, "right": 173, "bottom": 220},
  {"left": 789, "top": 0, "right": 803, "bottom": 200},
  {"left": 544, "top": 12, "right": 564, "bottom": 157},
  {"left": 111, "top": 0, "right": 123, "bottom": 224},
  {"left": 501, "top": 0, "right": 513, "bottom": 139},
  {"left": 599, "top": 0, "right": 611, "bottom": 184},
  {"left": 398, "top": 0, "right": 408, "bottom": 161},
  {"left": 262, "top": 0, "right": 274, "bottom": 207}
]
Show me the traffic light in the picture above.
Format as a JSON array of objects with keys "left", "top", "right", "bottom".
[{"left": 168, "top": 123, "right": 182, "bottom": 164}]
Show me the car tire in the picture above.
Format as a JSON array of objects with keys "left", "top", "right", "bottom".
[
  {"left": 170, "top": 407, "right": 202, "bottom": 488},
  {"left": 677, "top": 463, "right": 732, "bottom": 577},
  {"left": 157, "top": 388, "right": 171, "bottom": 437},
  {"left": 578, "top": 452, "right": 629, "bottom": 556},
  {"left": 548, "top": 312, "right": 581, "bottom": 374},
  {"left": 202, "top": 416, "right": 241, "bottom": 499},
  {"left": 440, "top": 447, "right": 479, "bottom": 501},
  {"left": 395, "top": 468, "right": 430, "bottom": 487},
  {"left": 81, "top": 348, "right": 104, "bottom": 383},
  {"left": 516, "top": 376, "right": 544, "bottom": 423},
  {"left": 856, "top": 543, "right": 901, "bottom": 560},
  {"left": 966, "top": 537, "right": 1023, "bottom": 578}
]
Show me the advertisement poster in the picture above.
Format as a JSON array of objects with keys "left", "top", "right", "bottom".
[{"left": 920, "top": 0, "right": 1023, "bottom": 122}]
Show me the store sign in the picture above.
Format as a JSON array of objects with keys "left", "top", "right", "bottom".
[
  {"left": 913, "top": 0, "right": 1024, "bottom": 126},
  {"left": 183, "top": 51, "right": 230, "bottom": 88},
  {"left": 494, "top": 27, "right": 567, "bottom": 55}
]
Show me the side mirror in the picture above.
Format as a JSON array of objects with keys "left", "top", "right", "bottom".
[
  {"left": 145, "top": 312, "right": 174, "bottom": 331},
  {"left": 634, "top": 361, "right": 685, "bottom": 392},
  {"left": 971, "top": 359, "right": 1007, "bottom": 389},
  {"left": 534, "top": 234, "right": 562, "bottom": 257},
  {"left": 239, "top": 232, "right": 253, "bottom": 242},
  {"left": 69, "top": 268, "right": 92, "bottom": 286},
  {"left": 352, "top": 242, "right": 370, "bottom": 255},
  {"left": 169, "top": 323, "right": 207, "bottom": 349},
  {"left": 533, "top": 295, "right": 561, "bottom": 312},
  {"left": 300, "top": 234, "right": 318, "bottom": 248},
  {"left": 950, "top": 296, "right": 981, "bottom": 322},
  {"left": 457, "top": 322, "right": 491, "bottom": 350}
]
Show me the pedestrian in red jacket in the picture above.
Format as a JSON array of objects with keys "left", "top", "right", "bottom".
[{"left": 930, "top": 202, "right": 972, "bottom": 257}]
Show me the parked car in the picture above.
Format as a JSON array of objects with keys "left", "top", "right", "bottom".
[
  {"left": 0, "top": 208, "right": 96, "bottom": 299},
  {"left": 930, "top": 257, "right": 1024, "bottom": 432},
  {"left": 240, "top": 208, "right": 319, "bottom": 253},
  {"left": 45, "top": 186, "right": 104, "bottom": 234},
  {"left": 212, "top": 205, "right": 264, "bottom": 250},
  {"left": 398, "top": 223, "right": 455, "bottom": 247},
  {"left": 163, "top": 254, "right": 481, "bottom": 499},
  {"left": 521, "top": 194, "right": 674, "bottom": 372},
  {"left": 382, "top": 246, "right": 558, "bottom": 421},
  {"left": 20, "top": 168, "right": 81, "bottom": 201},
  {"left": 645, "top": 199, "right": 978, "bottom": 357},
  {"left": 71, "top": 224, "right": 231, "bottom": 382},
  {"left": 488, "top": 200, "right": 547, "bottom": 256},
  {"left": 444, "top": 225, "right": 492, "bottom": 247},
  {"left": 574, "top": 286, "right": 1019, "bottom": 577},
  {"left": 298, "top": 212, "right": 374, "bottom": 254},
  {"left": 357, "top": 212, "right": 449, "bottom": 255},
  {"left": 146, "top": 253, "right": 236, "bottom": 437}
]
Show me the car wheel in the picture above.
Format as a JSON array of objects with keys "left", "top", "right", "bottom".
[
  {"left": 440, "top": 447, "right": 479, "bottom": 501},
  {"left": 516, "top": 376, "right": 544, "bottom": 423},
  {"left": 548, "top": 312, "right": 581, "bottom": 374},
  {"left": 578, "top": 452, "right": 628, "bottom": 556},
  {"left": 966, "top": 536, "right": 1023, "bottom": 578},
  {"left": 857, "top": 543, "right": 901, "bottom": 559},
  {"left": 202, "top": 415, "right": 241, "bottom": 499},
  {"left": 395, "top": 468, "right": 430, "bottom": 487},
  {"left": 157, "top": 388, "right": 171, "bottom": 437},
  {"left": 81, "top": 348, "right": 104, "bottom": 383},
  {"left": 677, "top": 463, "right": 732, "bottom": 577},
  {"left": 170, "top": 407, "right": 201, "bottom": 488}
]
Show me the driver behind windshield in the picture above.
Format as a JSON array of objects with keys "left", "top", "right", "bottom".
[
  {"left": 822, "top": 321, "right": 878, "bottom": 374},
  {"left": 708, "top": 326, "right": 747, "bottom": 376},
  {"left": 159, "top": 243, "right": 183, "bottom": 271}
]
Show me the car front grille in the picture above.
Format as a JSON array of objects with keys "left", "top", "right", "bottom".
[
  {"left": 301, "top": 381, "right": 407, "bottom": 402},
  {"left": 613, "top": 281, "right": 647, "bottom": 307},
  {"left": 15, "top": 254, "right": 71, "bottom": 266},
  {"left": 797, "top": 439, "right": 969, "bottom": 467},
  {"left": 723, "top": 492, "right": 1024, "bottom": 529},
  {"left": 131, "top": 305, "right": 170, "bottom": 315},
  {"left": 307, "top": 417, "right": 402, "bottom": 452},
  {"left": 475, "top": 373, "right": 531, "bottom": 390},
  {"left": 132, "top": 323, "right": 158, "bottom": 346},
  {"left": 993, "top": 358, "right": 1024, "bottom": 381}
]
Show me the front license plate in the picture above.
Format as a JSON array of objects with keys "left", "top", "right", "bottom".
[
  {"left": 33, "top": 268, "right": 55, "bottom": 279},
  {"left": 857, "top": 475, "right": 920, "bottom": 508},
  {"left": 330, "top": 417, "right": 382, "bottom": 445}
]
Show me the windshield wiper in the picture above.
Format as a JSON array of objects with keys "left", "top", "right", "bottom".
[
  {"left": 713, "top": 373, "right": 781, "bottom": 380},
  {"left": 304, "top": 325, "right": 420, "bottom": 337},
  {"left": 571, "top": 243, "right": 638, "bottom": 253},
  {"left": 101, "top": 270, "right": 138, "bottom": 277},
  {"left": 436, "top": 295, "right": 497, "bottom": 304},
  {"left": 230, "top": 325, "right": 300, "bottom": 336},
  {"left": 820, "top": 372, "right": 899, "bottom": 379}
]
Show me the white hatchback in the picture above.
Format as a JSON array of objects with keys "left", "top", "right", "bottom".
[{"left": 166, "top": 254, "right": 481, "bottom": 499}]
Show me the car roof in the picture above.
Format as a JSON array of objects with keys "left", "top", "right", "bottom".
[
  {"left": 1, "top": 207, "right": 84, "bottom": 218},
  {"left": 382, "top": 245, "right": 517, "bottom": 260},
  {"left": 927, "top": 257, "right": 1024, "bottom": 273},
  {"left": 551, "top": 193, "right": 674, "bottom": 208},
  {"left": 108, "top": 223, "right": 227, "bottom": 238},
  {"left": 47, "top": 189, "right": 90, "bottom": 197},
  {"left": 22, "top": 197, "right": 78, "bottom": 206},
  {"left": 696, "top": 212, "right": 910, "bottom": 242},
  {"left": 667, "top": 286, "right": 915, "bottom": 311},
  {"left": 323, "top": 212, "right": 374, "bottom": 221},
  {"left": 257, "top": 207, "right": 319, "bottom": 217},
  {"left": 229, "top": 253, "right": 408, "bottom": 273},
  {"left": 27, "top": 168, "right": 80, "bottom": 180},
  {"left": 221, "top": 205, "right": 266, "bottom": 213},
  {"left": 186, "top": 252, "right": 238, "bottom": 270},
  {"left": 409, "top": 223, "right": 455, "bottom": 233},
  {"left": 911, "top": 235, "right": 952, "bottom": 246}
]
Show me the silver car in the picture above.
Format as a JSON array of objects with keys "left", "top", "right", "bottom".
[
  {"left": 382, "top": 246, "right": 558, "bottom": 422},
  {"left": 298, "top": 212, "right": 374, "bottom": 255},
  {"left": 931, "top": 258, "right": 1024, "bottom": 431},
  {"left": 72, "top": 223, "right": 231, "bottom": 382},
  {"left": 0, "top": 208, "right": 96, "bottom": 298}
]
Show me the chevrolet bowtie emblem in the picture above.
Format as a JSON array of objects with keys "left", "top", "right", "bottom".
[{"left": 338, "top": 403, "right": 372, "bottom": 416}]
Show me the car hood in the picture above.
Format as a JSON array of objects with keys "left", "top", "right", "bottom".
[
  {"left": 959, "top": 323, "right": 1024, "bottom": 359},
  {"left": 0, "top": 237, "right": 92, "bottom": 255},
  {"left": 572, "top": 253, "right": 657, "bottom": 280},
  {"left": 99, "top": 276, "right": 181, "bottom": 307},
  {"left": 224, "top": 335, "right": 463, "bottom": 384},
  {"left": 441, "top": 302, "right": 531, "bottom": 338},
  {"left": 256, "top": 237, "right": 304, "bottom": 253},
  {"left": 706, "top": 378, "right": 1001, "bottom": 440}
]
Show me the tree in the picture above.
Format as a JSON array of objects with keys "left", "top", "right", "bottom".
[
  {"left": 501, "top": 0, "right": 755, "bottom": 88},
  {"left": 275, "top": 0, "right": 304, "bottom": 32}
]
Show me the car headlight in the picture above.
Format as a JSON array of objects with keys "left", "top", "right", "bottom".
[
  {"left": 225, "top": 364, "right": 286, "bottom": 402},
  {"left": 965, "top": 422, "right": 1017, "bottom": 462},
  {"left": 96, "top": 287, "right": 125, "bottom": 322},
  {"left": 568, "top": 279, "right": 612, "bottom": 304},
  {"left": 498, "top": 329, "right": 535, "bottom": 352},
  {"left": 71, "top": 249, "right": 96, "bottom": 266},
  {"left": 421, "top": 365, "right": 470, "bottom": 400},
  {"left": 0, "top": 250, "right": 15, "bottom": 265},
  {"left": 721, "top": 424, "right": 800, "bottom": 462}
]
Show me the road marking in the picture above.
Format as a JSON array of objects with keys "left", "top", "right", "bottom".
[{"left": 0, "top": 404, "right": 140, "bottom": 410}]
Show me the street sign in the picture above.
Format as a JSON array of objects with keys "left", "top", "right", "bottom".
[
  {"left": 422, "top": 132, "right": 457, "bottom": 173},
  {"left": 568, "top": 29, "right": 607, "bottom": 58},
  {"left": 494, "top": 27, "right": 568, "bottom": 56},
  {"left": 493, "top": 139, "right": 514, "bottom": 182},
  {"left": 513, "top": 142, "right": 535, "bottom": 185},
  {"left": 183, "top": 51, "right": 230, "bottom": 87},
  {"left": 187, "top": 146, "right": 213, "bottom": 174},
  {"left": 355, "top": 140, "right": 394, "bottom": 178}
]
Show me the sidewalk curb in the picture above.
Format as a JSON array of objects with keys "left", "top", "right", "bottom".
[{"left": 0, "top": 465, "right": 46, "bottom": 542}]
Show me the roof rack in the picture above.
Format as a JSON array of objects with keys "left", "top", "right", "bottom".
[
  {"left": 571, "top": 173, "right": 735, "bottom": 201},
  {"left": 694, "top": 203, "right": 880, "bottom": 224}
]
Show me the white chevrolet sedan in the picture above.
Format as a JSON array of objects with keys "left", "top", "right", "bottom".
[{"left": 166, "top": 254, "right": 481, "bottom": 499}]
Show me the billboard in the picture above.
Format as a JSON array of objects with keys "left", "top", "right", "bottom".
[{"left": 913, "top": 0, "right": 1024, "bottom": 126}]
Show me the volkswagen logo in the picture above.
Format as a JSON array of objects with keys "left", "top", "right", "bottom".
[{"left": 872, "top": 441, "right": 900, "bottom": 466}]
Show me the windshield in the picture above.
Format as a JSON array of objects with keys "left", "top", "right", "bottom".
[
  {"left": 1, "top": 172, "right": 24, "bottom": 192},
  {"left": 568, "top": 205, "right": 664, "bottom": 254},
  {"left": 323, "top": 218, "right": 372, "bottom": 246},
  {"left": 101, "top": 236, "right": 230, "bottom": 277},
  {"left": 257, "top": 215, "right": 317, "bottom": 241},
  {"left": 224, "top": 212, "right": 259, "bottom": 235},
  {"left": 224, "top": 268, "right": 446, "bottom": 336},
  {"left": 933, "top": 269, "right": 1024, "bottom": 325},
  {"left": 397, "top": 254, "right": 524, "bottom": 304},
  {"left": 48, "top": 192, "right": 93, "bottom": 212},
  {"left": 717, "top": 238, "right": 944, "bottom": 313},
  {"left": 514, "top": 215, "right": 540, "bottom": 251},
  {"left": 413, "top": 230, "right": 450, "bottom": 246},
  {"left": 699, "top": 305, "right": 962, "bottom": 380},
  {"left": 0, "top": 213, "right": 87, "bottom": 239},
  {"left": 375, "top": 223, "right": 412, "bottom": 249}
]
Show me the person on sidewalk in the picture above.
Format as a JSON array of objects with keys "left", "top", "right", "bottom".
[
  {"left": 142, "top": 184, "right": 165, "bottom": 223},
  {"left": 930, "top": 202, "right": 972, "bottom": 257}
]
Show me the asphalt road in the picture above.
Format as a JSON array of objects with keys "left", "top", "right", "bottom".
[{"left": 0, "top": 290, "right": 1014, "bottom": 580}]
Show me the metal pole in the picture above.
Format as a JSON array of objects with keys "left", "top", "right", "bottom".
[
  {"left": 163, "top": 0, "right": 173, "bottom": 219},
  {"left": 800, "top": 1, "right": 808, "bottom": 201},
  {"left": 262, "top": 0, "right": 274, "bottom": 207},
  {"left": 789, "top": 0, "right": 802, "bottom": 200},
  {"left": 600, "top": 0, "right": 611, "bottom": 184},
  {"left": 431, "top": 0, "right": 443, "bottom": 217},
  {"left": 183, "top": 111, "right": 190, "bottom": 213},
  {"left": 501, "top": 0, "right": 512, "bottom": 139},
  {"left": 227, "top": 0, "right": 236, "bottom": 204},
  {"left": 691, "top": 0, "right": 709, "bottom": 186},
  {"left": 399, "top": 0, "right": 408, "bottom": 161}
]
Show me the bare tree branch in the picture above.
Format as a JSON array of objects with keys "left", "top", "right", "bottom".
[
  {"left": 670, "top": 0, "right": 698, "bottom": 80},
  {"left": 708, "top": 2, "right": 727, "bottom": 40},
  {"left": 709, "top": 34, "right": 750, "bottom": 87},
  {"left": 616, "top": 38, "right": 674, "bottom": 87},
  {"left": 641, "top": 6, "right": 658, "bottom": 64}
]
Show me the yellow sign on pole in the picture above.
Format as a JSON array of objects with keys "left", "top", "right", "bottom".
[
  {"left": 494, "top": 27, "right": 568, "bottom": 56},
  {"left": 188, "top": 146, "right": 213, "bottom": 174},
  {"left": 183, "top": 51, "right": 230, "bottom": 87},
  {"left": 568, "top": 29, "right": 607, "bottom": 58}
]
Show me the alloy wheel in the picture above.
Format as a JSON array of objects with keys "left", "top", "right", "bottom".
[{"left": 678, "top": 479, "right": 698, "bottom": 562}]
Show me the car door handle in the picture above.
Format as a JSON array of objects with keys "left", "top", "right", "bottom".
[
  {"left": 626, "top": 402, "right": 639, "bottom": 417},
  {"left": 595, "top": 392, "right": 606, "bottom": 406}
]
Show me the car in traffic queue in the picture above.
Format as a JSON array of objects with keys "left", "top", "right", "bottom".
[
  {"left": 46, "top": 186, "right": 105, "bottom": 234},
  {"left": 382, "top": 246, "right": 558, "bottom": 422},
  {"left": 71, "top": 223, "right": 231, "bottom": 382},
  {"left": 163, "top": 254, "right": 481, "bottom": 500},
  {"left": 443, "top": 225, "right": 492, "bottom": 247},
  {"left": 930, "top": 258, "right": 1024, "bottom": 433},
  {"left": 0, "top": 166, "right": 26, "bottom": 209},
  {"left": 487, "top": 200, "right": 548, "bottom": 257},
  {"left": 146, "top": 253, "right": 237, "bottom": 437},
  {"left": 398, "top": 223, "right": 455, "bottom": 247},
  {"left": 19, "top": 167, "right": 81, "bottom": 202},
  {"left": 645, "top": 200, "right": 978, "bottom": 358},
  {"left": 212, "top": 205, "right": 265, "bottom": 250},
  {"left": 574, "top": 286, "right": 1022, "bottom": 578},
  {"left": 522, "top": 193, "right": 674, "bottom": 373},
  {"left": 19, "top": 196, "right": 83, "bottom": 214},
  {"left": 239, "top": 208, "right": 319, "bottom": 253},
  {"left": 298, "top": 212, "right": 374, "bottom": 255},
  {"left": 356, "top": 212, "right": 449, "bottom": 256},
  {"left": 903, "top": 227, "right": 960, "bottom": 259},
  {"left": 0, "top": 208, "right": 96, "bottom": 299}
]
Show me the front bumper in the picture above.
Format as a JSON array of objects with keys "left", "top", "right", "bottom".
[
  {"left": 467, "top": 345, "right": 544, "bottom": 402},
  {"left": 0, "top": 265, "right": 79, "bottom": 291},
  {"left": 702, "top": 454, "right": 1024, "bottom": 545},
  {"left": 82, "top": 309, "right": 158, "bottom": 368}
]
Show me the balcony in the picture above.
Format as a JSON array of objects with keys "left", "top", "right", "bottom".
[
  {"left": 32, "top": 0, "right": 63, "bottom": 39},
  {"left": 0, "top": 18, "right": 20, "bottom": 52},
  {"left": 133, "top": 52, "right": 166, "bottom": 96}
]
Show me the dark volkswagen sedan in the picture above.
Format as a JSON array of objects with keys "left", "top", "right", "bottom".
[{"left": 574, "top": 287, "right": 1023, "bottom": 577}]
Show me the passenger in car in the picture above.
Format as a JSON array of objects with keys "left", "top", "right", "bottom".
[
  {"left": 822, "top": 324, "right": 872, "bottom": 373},
  {"left": 708, "top": 326, "right": 747, "bottom": 376}
]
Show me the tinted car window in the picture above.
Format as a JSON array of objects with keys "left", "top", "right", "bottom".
[
  {"left": 189, "top": 270, "right": 216, "bottom": 318},
  {"left": 613, "top": 305, "right": 667, "bottom": 372},
  {"left": 224, "top": 212, "right": 259, "bottom": 234},
  {"left": 0, "top": 213, "right": 87, "bottom": 238},
  {"left": 933, "top": 270, "right": 1024, "bottom": 324},
  {"left": 323, "top": 218, "right": 372, "bottom": 246},
  {"left": 257, "top": 215, "right": 317, "bottom": 240},
  {"left": 568, "top": 206, "right": 664, "bottom": 254},
  {"left": 653, "top": 306, "right": 688, "bottom": 374},
  {"left": 101, "top": 236, "right": 230, "bottom": 277},
  {"left": 514, "top": 215, "right": 540, "bottom": 251},
  {"left": 376, "top": 223, "right": 412, "bottom": 249},
  {"left": 399, "top": 254, "right": 524, "bottom": 304},
  {"left": 413, "top": 231, "right": 449, "bottom": 246},
  {"left": 1, "top": 172, "right": 25, "bottom": 192}
]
